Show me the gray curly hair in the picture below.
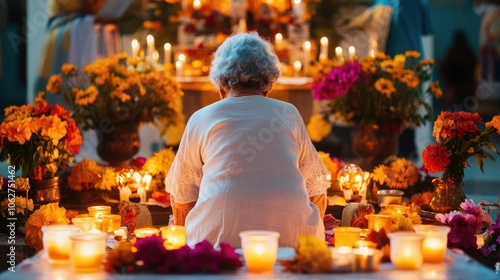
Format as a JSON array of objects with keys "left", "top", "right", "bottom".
[{"left": 209, "top": 32, "right": 281, "bottom": 94}]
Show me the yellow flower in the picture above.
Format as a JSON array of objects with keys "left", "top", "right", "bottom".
[
  {"left": 61, "top": 63, "right": 78, "bottom": 76},
  {"left": 306, "top": 114, "right": 332, "bottom": 142},
  {"left": 68, "top": 158, "right": 104, "bottom": 191},
  {"left": 393, "top": 54, "right": 406, "bottom": 68},
  {"left": 46, "top": 74, "right": 62, "bottom": 93},
  {"left": 429, "top": 81, "right": 443, "bottom": 98},
  {"left": 291, "top": 235, "right": 332, "bottom": 273},
  {"left": 318, "top": 152, "right": 342, "bottom": 179},
  {"left": 486, "top": 115, "right": 500, "bottom": 135},
  {"left": 404, "top": 50, "right": 421, "bottom": 59},
  {"left": 372, "top": 165, "right": 388, "bottom": 185},
  {"left": 95, "top": 167, "right": 117, "bottom": 191},
  {"left": 144, "top": 148, "right": 176, "bottom": 176},
  {"left": 14, "top": 177, "right": 30, "bottom": 191},
  {"left": 75, "top": 86, "right": 98, "bottom": 106},
  {"left": 375, "top": 78, "right": 396, "bottom": 97},
  {"left": 24, "top": 203, "right": 70, "bottom": 252}
]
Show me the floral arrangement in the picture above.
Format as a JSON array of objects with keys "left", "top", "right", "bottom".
[
  {"left": 307, "top": 114, "right": 332, "bottom": 142},
  {"left": 24, "top": 203, "right": 71, "bottom": 252},
  {"left": 0, "top": 92, "right": 82, "bottom": 179},
  {"left": 436, "top": 199, "right": 492, "bottom": 251},
  {"left": 67, "top": 158, "right": 117, "bottom": 192},
  {"left": 372, "top": 157, "right": 420, "bottom": 190},
  {"left": 143, "top": 148, "right": 176, "bottom": 191},
  {"left": 47, "top": 53, "right": 185, "bottom": 145},
  {"left": 282, "top": 235, "right": 332, "bottom": 274},
  {"left": 379, "top": 205, "right": 422, "bottom": 232},
  {"left": 479, "top": 212, "right": 500, "bottom": 263},
  {"left": 105, "top": 236, "right": 243, "bottom": 274},
  {"left": 310, "top": 51, "right": 441, "bottom": 133},
  {"left": 422, "top": 113, "right": 500, "bottom": 181}
]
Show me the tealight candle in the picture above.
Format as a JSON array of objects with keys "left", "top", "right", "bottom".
[
  {"left": 388, "top": 232, "right": 424, "bottom": 270},
  {"left": 70, "top": 233, "right": 107, "bottom": 273},
  {"left": 352, "top": 247, "right": 383, "bottom": 272},
  {"left": 332, "top": 227, "right": 361, "bottom": 248},
  {"left": 42, "top": 225, "right": 82, "bottom": 264},
  {"left": 71, "top": 217, "right": 100, "bottom": 232},
  {"left": 160, "top": 225, "right": 186, "bottom": 250},
  {"left": 239, "top": 230, "right": 280, "bottom": 273},
  {"left": 413, "top": 225, "right": 450, "bottom": 263},
  {"left": 330, "top": 246, "right": 353, "bottom": 272},
  {"left": 88, "top": 206, "right": 111, "bottom": 218},
  {"left": 101, "top": 214, "right": 122, "bottom": 233},
  {"left": 365, "top": 214, "right": 392, "bottom": 233},
  {"left": 134, "top": 227, "right": 160, "bottom": 238},
  {"left": 319, "top": 37, "right": 328, "bottom": 61}
]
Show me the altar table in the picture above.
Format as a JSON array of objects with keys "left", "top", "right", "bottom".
[{"left": 0, "top": 247, "right": 496, "bottom": 280}]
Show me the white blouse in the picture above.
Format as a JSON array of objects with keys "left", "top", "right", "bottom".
[{"left": 165, "top": 95, "right": 330, "bottom": 247}]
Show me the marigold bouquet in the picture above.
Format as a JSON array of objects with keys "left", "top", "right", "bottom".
[
  {"left": 47, "top": 53, "right": 185, "bottom": 143},
  {"left": 422, "top": 113, "right": 500, "bottom": 181},
  {"left": 24, "top": 203, "right": 70, "bottom": 252},
  {"left": 67, "top": 158, "right": 117, "bottom": 192},
  {"left": 311, "top": 51, "right": 441, "bottom": 130},
  {"left": 0, "top": 92, "right": 82, "bottom": 179}
]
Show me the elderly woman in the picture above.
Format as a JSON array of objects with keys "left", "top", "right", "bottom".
[{"left": 165, "top": 32, "right": 330, "bottom": 248}]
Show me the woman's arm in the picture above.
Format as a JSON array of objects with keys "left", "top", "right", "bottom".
[
  {"left": 171, "top": 197, "right": 196, "bottom": 226},
  {"left": 310, "top": 194, "right": 327, "bottom": 219}
]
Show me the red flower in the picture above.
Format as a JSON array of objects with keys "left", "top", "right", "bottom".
[
  {"left": 129, "top": 157, "right": 146, "bottom": 169},
  {"left": 34, "top": 100, "right": 51, "bottom": 114},
  {"left": 65, "top": 119, "right": 82, "bottom": 154},
  {"left": 422, "top": 144, "right": 450, "bottom": 173},
  {"left": 50, "top": 104, "right": 70, "bottom": 120}
]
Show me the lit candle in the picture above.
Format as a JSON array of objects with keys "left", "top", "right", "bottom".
[
  {"left": 385, "top": 205, "right": 410, "bottom": 216},
  {"left": 348, "top": 46, "right": 356, "bottom": 60},
  {"left": 275, "top": 33, "right": 283, "bottom": 51},
  {"left": 239, "top": 231, "right": 280, "bottom": 273},
  {"left": 388, "top": 232, "right": 424, "bottom": 270},
  {"left": 119, "top": 185, "right": 131, "bottom": 202},
  {"left": 176, "top": 60, "right": 183, "bottom": 77},
  {"left": 164, "top": 43, "right": 172, "bottom": 64},
  {"left": 114, "top": 227, "right": 128, "bottom": 240},
  {"left": 72, "top": 217, "right": 100, "bottom": 232},
  {"left": 87, "top": 206, "right": 111, "bottom": 218},
  {"left": 70, "top": 233, "right": 107, "bottom": 273},
  {"left": 292, "top": 0, "right": 304, "bottom": 19},
  {"left": 303, "top": 41, "right": 311, "bottom": 72},
  {"left": 370, "top": 50, "right": 375, "bottom": 58},
  {"left": 131, "top": 39, "right": 140, "bottom": 57},
  {"left": 152, "top": 50, "right": 159, "bottom": 65},
  {"left": 42, "top": 225, "right": 82, "bottom": 264},
  {"left": 335, "top": 46, "right": 343, "bottom": 60},
  {"left": 193, "top": 0, "right": 201, "bottom": 10},
  {"left": 101, "top": 214, "right": 122, "bottom": 233},
  {"left": 331, "top": 246, "right": 353, "bottom": 272},
  {"left": 134, "top": 227, "right": 160, "bottom": 238},
  {"left": 377, "top": 189, "right": 404, "bottom": 206},
  {"left": 413, "top": 225, "right": 450, "bottom": 263},
  {"left": 352, "top": 247, "right": 383, "bottom": 272},
  {"left": 137, "top": 185, "right": 147, "bottom": 203},
  {"left": 160, "top": 225, "right": 186, "bottom": 250},
  {"left": 293, "top": 60, "right": 302, "bottom": 77},
  {"left": 319, "top": 37, "right": 328, "bottom": 61},
  {"left": 365, "top": 214, "right": 392, "bottom": 233},
  {"left": 146, "top": 34, "right": 155, "bottom": 58},
  {"left": 142, "top": 173, "right": 153, "bottom": 191},
  {"left": 178, "top": 53, "right": 186, "bottom": 64},
  {"left": 332, "top": 227, "right": 361, "bottom": 248}
]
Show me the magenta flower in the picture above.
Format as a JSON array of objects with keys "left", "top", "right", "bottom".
[
  {"left": 135, "top": 236, "right": 168, "bottom": 269},
  {"left": 311, "top": 61, "right": 362, "bottom": 101}
]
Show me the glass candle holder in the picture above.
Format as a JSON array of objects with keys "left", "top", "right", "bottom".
[
  {"left": 239, "top": 230, "right": 280, "bottom": 273},
  {"left": 70, "top": 232, "right": 107, "bottom": 273},
  {"left": 385, "top": 205, "right": 410, "bottom": 216},
  {"left": 413, "top": 225, "right": 451, "bottom": 263},
  {"left": 87, "top": 206, "right": 111, "bottom": 218},
  {"left": 333, "top": 227, "right": 362, "bottom": 248},
  {"left": 352, "top": 247, "right": 383, "bottom": 272},
  {"left": 377, "top": 189, "right": 404, "bottom": 206},
  {"left": 388, "top": 232, "right": 425, "bottom": 270},
  {"left": 330, "top": 246, "right": 353, "bottom": 272},
  {"left": 365, "top": 214, "right": 392, "bottom": 233},
  {"left": 160, "top": 225, "right": 186, "bottom": 250},
  {"left": 100, "top": 214, "right": 121, "bottom": 233},
  {"left": 71, "top": 217, "right": 100, "bottom": 232},
  {"left": 42, "top": 224, "right": 82, "bottom": 264},
  {"left": 134, "top": 227, "right": 160, "bottom": 238}
]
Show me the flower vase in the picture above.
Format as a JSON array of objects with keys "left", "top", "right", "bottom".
[
  {"left": 28, "top": 176, "right": 60, "bottom": 205},
  {"left": 429, "top": 178, "right": 466, "bottom": 213},
  {"left": 97, "top": 126, "right": 141, "bottom": 167},
  {"left": 351, "top": 124, "right": 400, "bottom": 171}
]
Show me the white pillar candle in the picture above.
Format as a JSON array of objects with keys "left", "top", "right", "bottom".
[
  {"left": 176, "top": 60, "right": 183, "bottom": 77},
  {"left": 319, "top": 37, "right": 328, "bottom": 61},
  {"left": 131, "top": 39, "right": 140, "bottom": 57},
  {"left": 119, "top": 185, "right": 131, "bottom": 202},
  {"left": 164, "top": 43, "right": 172, "bottom": 64},
  {"left": 348, "top": 46, "right": 356, "bottom": 60},
  {"left": 293, "top": 61, "right": 302, "bottom": 77},
  {"left": 303, "top": 41, "right": 311, "bottom": 72},
  {"left": 275, "top": 33, "right": 283, "bottom": 51},
  {"left": 193, "top": 0, "right": 201, "bottom": 10},
  {"left": 152, "top": 50, "right": 159, "bottom": 65},
  {"left": 146, "top": 34, "right": 155, "bottom": 58}
]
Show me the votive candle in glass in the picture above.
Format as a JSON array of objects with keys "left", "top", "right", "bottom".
[
  {"left": 330, "top": 246, "right": 353, "bottom": 272},
  {"left": 333, "top": 227, "right": 362, "bottom": 248},
  {"left": 239, "top": 230, "right": 280, "bottom": 273},
  {"left": 388, "top": 232, "right": 424, "bottom": 270},
  {"left": 87, "top": 206, "right": 111, "bottom": 218},
  {"left": 42, "top": 224, "right": 82, "bottom": 264},
  {"left": 365, "top": 214, "right": 392, "bottom": 233},
  {"left": 413, "top": 225, "right": 450, "bottom": 263},
  {"left": 71, "top": 217, "right": 100, "bottom": 232},
  {"left": 385, "top": 205, "right": 410, "bottom": 216},
  {"left": 101, "top": 214, "right": 122, "bottom": 233},
  {"left": 160, "top": 225, "right": 186, "bottom": 250},
  {"left": 352, "top": 247, "right": 383, "bottom": 272},
  {"left": 70, "top": 232, "right": 107, "bottom": 273},
  {"left": 134, "top": 227, "right": 160, "bottom": 238}
]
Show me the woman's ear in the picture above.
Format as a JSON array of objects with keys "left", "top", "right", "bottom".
[{"left": 219, "top": 88, "right": 227, "bottom": 99}]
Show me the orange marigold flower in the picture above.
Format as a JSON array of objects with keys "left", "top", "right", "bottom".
[
  {"left": 404, "top": 50, "right": 421, "bottom": 58},
  {"left": 61, "top": 63, "right": 78, "bottom": 76},
  {"left": 422, "top": 144, "right": 450, "bottom": 173},
  {"left": 402, "top": 73, "right": 420, "bottom": 88},
  {"left": 429, "top": 81, "right": 442, "bottom": 98},
  {"left": 46, "top": 74, "right": 62, "bottom": 93},
  {"left": 486, "top": 115, "right": 500, "bottom": 135},
  {"left": 419, "top": 58, "right": 434, "bottom": 66},
  {"left": 375, "top": 78, "right": 396, "bottom": 97}
]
